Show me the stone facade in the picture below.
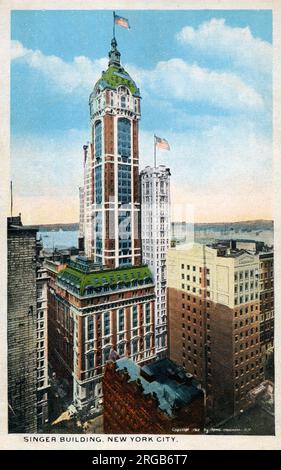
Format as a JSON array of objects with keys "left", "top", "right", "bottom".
[
  {"left": 167, "top": 243, "right": 265, "bottom": 422},
  {"left": 140, "top": 165, "right": 171, "bottom": 356},
  {"left": 36, "top": 264, "right": 49, "bottom": 429},
  {"left": 7, "top": 218, "right": 38, "bottom": 433}
]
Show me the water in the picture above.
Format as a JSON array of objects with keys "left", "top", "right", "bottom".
[
  {"left": 38, "top": 228, "right": 274, "bottom": 251},
  {"left": 195, "top": 229, "right": 274, "bottom": 247},
  {"left": 39, "top": 230, "right": 79, "bottom": 249}
]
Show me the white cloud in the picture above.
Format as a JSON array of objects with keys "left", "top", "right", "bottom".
[
  {"left": 12, "top": 40, "right": 263, "bottom": 111},
  {"left": 128, "top": 58, "right": 264, "bottom": 111},
  {"left": 176, "top": 18, "right": 271, "bottom": 75},
  {"left": 11, "top": 40, "right": 107, "bottom": 94},
  {"left": 10, "top": 121, "right": 271, "bottom": 224},
  {"left": 139, "top": 121, "right": 271, "bottom": 192},
  {"left": 139, "top": 124, "right": 272, "bottom": 222},
  {"left": 11, "top": 128, "right": 89, "bottom": 198}
]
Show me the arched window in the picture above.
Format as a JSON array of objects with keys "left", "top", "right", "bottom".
[
  {"left": 103, "top": 347, "right": 111, "bottom": 364},
  {"left": 103, "top": 312, "right": 110, "bottom": 336},
  {"left": 132, "top": 338, "right": 138, "bottom": 356},
  {"left": 118, "top": 118, "right": 131, "bottom": 157},
  {"left": 95, "top": 121, "right": 102, "bottom": 157},
  {"left": 145, "top": 335, "right": 151, "bottom": 351},
  {"left": 118, "top": 342, "right": 125, "bottom": 357},
  {"left": 121, "top": 95, "right": 126, "bottom": 108}
]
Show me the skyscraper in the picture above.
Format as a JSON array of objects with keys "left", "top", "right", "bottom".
[
  {"left": 47, "top": 33, "right": 156, "bottom": 413},
  {"left": 82, "top": 37, "right": 142, "bottom": 268},
  {"left": 140, "top": 165, "right": 171, "bottom": 356}
]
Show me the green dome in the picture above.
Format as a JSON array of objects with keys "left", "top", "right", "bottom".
[
  {"left": 90, "top": 37, "right": 140, "bottom": 100},
  {"left": 94, "top": 64, "right": 140, "bottom": 97}
]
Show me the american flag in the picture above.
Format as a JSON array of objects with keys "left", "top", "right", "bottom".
[
  {"left": 114, "top": 14, "right": 130, "bottom": 29},
  {"left": 155, "top": 135, "right": 170, "bottom": 151}
]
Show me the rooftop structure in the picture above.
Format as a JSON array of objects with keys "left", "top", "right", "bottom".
[
  {"left": 116, "top": 357, "right": 201, "bottom": 417},
  {"left": 57, "top": 260, "right": 153, "bottom": 297},
  {"left": 103, "top": 357, "right": 204, "bottom": 433}
]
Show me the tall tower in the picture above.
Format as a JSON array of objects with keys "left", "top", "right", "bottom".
[
  {"left": 86, "top": 37, "right": 141, "bottom": 268},
  {"left": 140, "top": 165, "right": 171, "bottom": 356}
]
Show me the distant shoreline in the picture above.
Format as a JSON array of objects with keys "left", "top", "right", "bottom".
[{"left": 33, "top": 219, "right": 273, "bottom": 233}]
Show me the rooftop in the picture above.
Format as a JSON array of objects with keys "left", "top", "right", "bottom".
[
  {"left": 91, "top": 37, "right": 140, "bottom": 98},
  {"left": 57, "top": 262, "right": 154, "bottom": 296},
  {"left": 94, "top": 65, "right": 140, "bottom": 96},
  {"left": 8, "top": 215, "right": 38, "bottom": 234},
  {"left": 116, "top": 357, "right": 202, "bottom": 417}
]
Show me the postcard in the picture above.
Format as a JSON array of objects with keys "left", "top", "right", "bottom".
[{"left": 0, "top": 0, "right": 280, "bottom": 452}]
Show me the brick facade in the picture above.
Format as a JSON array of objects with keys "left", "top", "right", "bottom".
[{"left": 103, "top": 360, "right": 204, "bottom": 434}]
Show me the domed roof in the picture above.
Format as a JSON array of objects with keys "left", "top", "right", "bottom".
[{"left": 90, "top": 38, "right": 140, "bottom": 99}]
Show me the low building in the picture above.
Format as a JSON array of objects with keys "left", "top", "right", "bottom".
[
  {"left": 47, "top": 256, "right": 156, "bottom": 413},
  {"left": 103, "top": 357, "right": 204, "bottom": 434}
]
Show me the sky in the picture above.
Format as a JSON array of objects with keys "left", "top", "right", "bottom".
[{"left": 11, "top": 9, "right": 272, "bottom": 224}]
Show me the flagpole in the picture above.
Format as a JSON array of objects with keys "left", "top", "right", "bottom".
[
  {"left": 10, "top": 180, "right": 13, "bottom": 217},
  {"left": 154, "top": 135, "right": 156, "bottom": 168},
  {"left": 113, "top": 11, "right": 115, "bottom": 38}
]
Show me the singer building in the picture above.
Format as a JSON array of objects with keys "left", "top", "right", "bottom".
[{"left": 47, "top": 36, "right": 156, "bottom": 412}]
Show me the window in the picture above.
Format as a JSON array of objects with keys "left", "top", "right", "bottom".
[
  {"left": 95, "top": 121, "right": 102, "bottom": 157},
  {"left": 118, "top": 211, "right": 131, "bottom": 256},
  {"left": 118, "top": 342, "right": 125, "bottom": 356},
  {"left": 103, "top": 312, "right": 110, "bottom": 336},
  {"left": 94, "top": 211, "right": 102, "bottom": 255},
  {"left": 132, "top": 305, "right": 138, "bottom": 329},
  {"left": 145, "top": 335, "right": 150, "bottom": 351},
  {"left": 145, "top": 303, "right": 150, "bottom": 324},
  {"left": 88, "top": 316, "right": 94, "bottom": 341},
  {"left": 118, "top": 309, "right": 125, "bottom": 331},
  {"left": 95, "top": 165, "right": 102, "bottom": 204},
  {"left": 118, "top": 165, "right": 131, "bottom": 204},
  {"left": 118, "top": 118, "right": 131, "bottom": 157},
  {"left": 132, "top": 338, "right": 138, "bottom": 355},
  {"left": 103, "top": 347, "right": 111, "bottom": 363},
  {"left": 88, "top": 353, "right": 94, "bottom": 369}
]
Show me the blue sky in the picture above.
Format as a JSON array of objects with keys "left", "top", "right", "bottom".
[{"left": 11, "top": 9, "right": 272, "bottom": 223}]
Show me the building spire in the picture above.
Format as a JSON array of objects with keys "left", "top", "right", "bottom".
[{"left": 108, "top": 36, "right": 121, "bottom": 67}]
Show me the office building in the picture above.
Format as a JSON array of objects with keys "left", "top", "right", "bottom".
[
  {"left": 8, "top": 216, "right": 38, "bottom": 432},
  {"left": 82, "top": 37, "right": 142, "bottom": 268},
  {"left": 47, "top": 257, "right": 155, "bottom": 411},
  {"left": 140, "top": 165, "right": 171, "bottom": 356},
  {"left": 167, "top": 242, "right": 265, "bottom": 422}
]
